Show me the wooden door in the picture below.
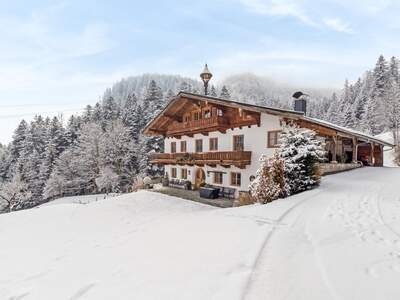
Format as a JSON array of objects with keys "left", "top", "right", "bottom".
[{"left": 195, "top": 168, "right": 206, "bottom": 189}]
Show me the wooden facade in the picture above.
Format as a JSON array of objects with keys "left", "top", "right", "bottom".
[
  {"left": 292, "top": 118, "right": 386, "bottom": 166},
  {"left": 144, "top": 92, "right": 392, "bottom": 169},
  {"left": 150, "top": 151, "right": 252, "bottom": 169}
]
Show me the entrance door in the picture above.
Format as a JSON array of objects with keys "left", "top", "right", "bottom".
[{"left": 195, "top": 168, "right": 206, "bottom": 189}]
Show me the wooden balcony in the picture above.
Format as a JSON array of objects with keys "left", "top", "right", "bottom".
[
  {"left": 150, "top": 151, "right": 252, "bottom": 168},
  {"left": 166, "top": 116, "right": 229, "bottom": 136}
]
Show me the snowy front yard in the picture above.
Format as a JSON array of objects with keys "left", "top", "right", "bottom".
[{"left": 1, "top": 167, "right": 400, "bottom": 299}]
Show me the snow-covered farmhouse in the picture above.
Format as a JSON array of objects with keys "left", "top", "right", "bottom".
[{"left": 144, "top": 91, "right": 392, "bottom": 199}]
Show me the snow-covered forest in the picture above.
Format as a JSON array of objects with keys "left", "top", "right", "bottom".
[{"left": 0, "top": 55, "right": 399, "bottom": 212}]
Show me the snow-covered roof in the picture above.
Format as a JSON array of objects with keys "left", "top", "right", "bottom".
[
  {"left": 302, "top": 116, "right": 394, "bottom": 147},
  {"left": 145, "top": 92, "right": 394, "bottom": 147}
]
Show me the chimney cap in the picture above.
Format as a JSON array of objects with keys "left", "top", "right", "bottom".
[{"left": 292, "top": 91, "right": 309, "bottom": 99}]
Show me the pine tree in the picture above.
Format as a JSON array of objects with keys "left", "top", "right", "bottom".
[
  {"left": 220, "top": 85, "right": 231, "bottom": 99},
  {"left": 210, "top": 85, "right": 217, "bottom": 97},
  {"left": 82, "top": 105, "right": 93, "bottom": 123},
  {"left": 278, "top": 123, "right": 325, "bottom": 195},
  {"left": 102, "top": 96, "right": 119, "bottom": 123}
]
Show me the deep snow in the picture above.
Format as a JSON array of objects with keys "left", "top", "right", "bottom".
[
  {"left": 376, "top": 131, "right": 397, "bottom": 167},
  {"left": 1, "top": 167, "right": 400, "bottom": 299}
]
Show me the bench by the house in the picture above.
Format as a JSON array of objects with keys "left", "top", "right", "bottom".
[
  {"left": 207, "top": 185, "right": 236, "bottom": 199},
  {"left": 169, "top": 179, "right": 192, "bottom": 190}
]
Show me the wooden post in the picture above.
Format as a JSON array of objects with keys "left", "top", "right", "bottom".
[
  {"left": 332, "top": 136, "right": 337, "bottom": 163},
  {"left": 371, "top": 142, "right": 375, "bottom": 166},
  {"left": 368, "top": 142, "right": 374, "bottom": 166},
  {"left": 352, "top": 137, "right": 358, "bottom": 163}
]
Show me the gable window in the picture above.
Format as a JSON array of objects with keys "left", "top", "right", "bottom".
[
  {"left": 171, "top": 167, "right": 177, "bottom": 178},
  {"left": 267, "top": 131, "right": 281, "bottom": 148},
  {"left": 230, "top": 172, "right": 241, "bottom": 186},
  {"left": 195, "top": 139, "right": 203, "bottom": 152},
  {"left": 233, "top": 135, "right": 244, "bottom": 151},
  {"left": 181, "top": 168, "right": 188, "bottom": 180},
  {"left": 180, "top": 141, "right": 187, "bottom": 152},
  {"left": 214, "top": 172, "right": 223, "bottom": 184},
  {"left": 170, "top": 142, "right": 176, "bottom": 153},
  {"left": 209, "top": 137, "right": 218, "bottom": 151}
]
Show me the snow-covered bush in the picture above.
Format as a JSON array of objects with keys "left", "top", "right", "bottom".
[
  {"left": 278, "top": 123, "right": 325, "bottom": 195},
  {"left": 0, "top": 174, "right": 32, "bottom": 212},
  {"left": 249, "top": 153, "right": 287, "bottom": 204},
  {"left": 95, "top": 167, "right": 120, "bottom": 193}
]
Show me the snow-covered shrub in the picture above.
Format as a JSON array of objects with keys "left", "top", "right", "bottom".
[
  {"left": 0, "top": 174, "right": 32, "bottom": 212},
  {"left": 249, "top": 153, "right": 287, "bottom": 204},
  {"left": 95, "top": 167, "right": 120, "bottom": 193},
  {"left": 278, "top": 123, "right": 325, "bottom": 195}
]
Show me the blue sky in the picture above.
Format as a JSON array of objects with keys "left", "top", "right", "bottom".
[{"left": 1, "top": 0, "right": 400, "bottom": 143}]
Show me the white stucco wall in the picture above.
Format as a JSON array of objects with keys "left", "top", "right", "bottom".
[{"left": 163, "top": 113, "right": 282, "bottom": 196}]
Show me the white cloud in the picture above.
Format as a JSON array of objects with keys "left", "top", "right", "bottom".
[
  {"left": 239, "top": 0, "right": 317, "bottom": 26},
  {"left": 323, "top": 18, "right": 354, "bottom": 34}
]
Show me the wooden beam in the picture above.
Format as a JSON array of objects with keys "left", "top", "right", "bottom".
[{"left": 352, "top": 137, "right": 357, "bottom": 162}]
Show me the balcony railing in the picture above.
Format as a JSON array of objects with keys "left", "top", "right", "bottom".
[
  {"left": 150, "top": 151, "right": 252, "bottom": 167},
  {"left": 166, "top": 116, "right": 229, "bottom": 136}
]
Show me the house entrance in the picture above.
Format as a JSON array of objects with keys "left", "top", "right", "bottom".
[{"left": 195, "top": 168, "right": 206, "bottom": 189}]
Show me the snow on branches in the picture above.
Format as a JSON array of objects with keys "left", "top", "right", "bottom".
[
  {"left": 249, "top": 153, "right": 287, "bottom": 204},
  {"left": 250, "top": 123, "right": 325, "bottom": 204},
  {"left": 0, "top": 174, "right": 32, "bottom": 212},
  {"left": 278, "top": 123, "right": 325, "bottom": 195}
]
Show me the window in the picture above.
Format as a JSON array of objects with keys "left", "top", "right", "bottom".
[
  {"left": 204, "top": 109, "right": 211, "bottom": 119},
  {"left": 184, "top": 114, "right": 191, "bottom": 123},
  {"left": 171, "top": 142, "right": 176, "bottom": 153},
  {"left": 181, "top": 168, "right": 188, "bottom": 179},
  {"left": 209, "top": 137, "right": 218, "bottom": 151},
  {"left": 171, "top": 167, "right": 177, "bottom": 178},
  {"left": 267, "top": 131, "right": 281, "bottom": 148},
  {"left": 231, "top": 172, "right": 241, "bottom": 186},
  {"left": 214, "top": 172, "right": 223, "bottom": 184},
  {"left": 194, "top": 111, "right": 200, "bottom": 121},
  {"left": 233, "top": 135, "right": 244, "bottom": 151},
  {"left": 195, "top": 139, "right": 203, "bottom": 152},
  {"left": 180, "top": 141, "right": 187, "bottom": 152},
  {"left": 217, "top": 109, "right": 223, "bottom": 116}
]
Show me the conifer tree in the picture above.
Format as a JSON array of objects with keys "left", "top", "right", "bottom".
[
  {"left": 220, "top": 85, "right": 231, "bottom": 99},
  {"left": 278, "top": 123, "right": 325, "bottom": 195},
  {"left": 210, "top": 85, "right": 217, "bottom": 97}
]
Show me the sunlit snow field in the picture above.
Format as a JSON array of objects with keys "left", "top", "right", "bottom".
[{"left": 1, "top": 168, "right": 400, "bottom": 300}]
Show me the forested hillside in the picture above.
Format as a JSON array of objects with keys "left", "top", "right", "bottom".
[
  {"left": 318, "top": 55, "right": 400, "bottom": 142},
  {"left": 0, "top": 55, "right": 399, "bottom": 212}
]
